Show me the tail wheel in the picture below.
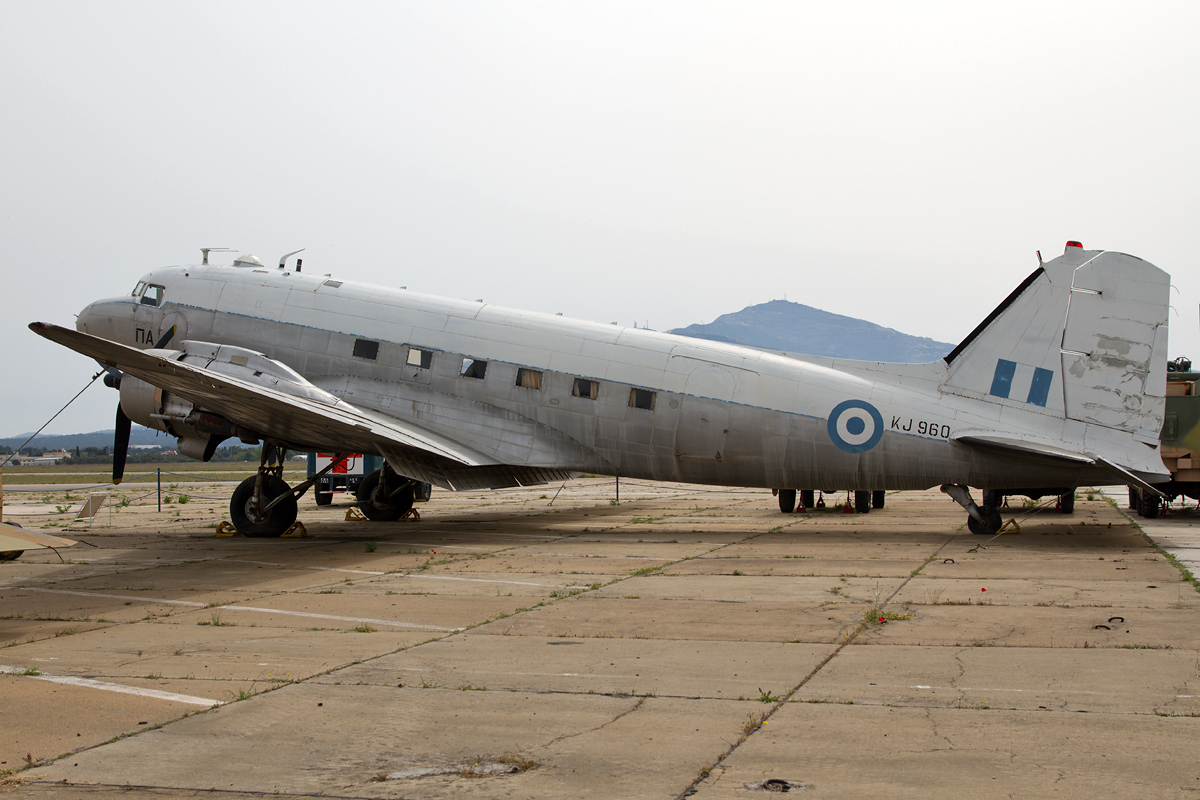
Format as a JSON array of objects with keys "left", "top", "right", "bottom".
[
  {"left": 967, "top": 507, "right": 1003, "bottom": 535},
  {"left": 230, "top": 475, "right": 297, "bottom": 537},
  {"left": 778, "top": 489, "right": 796, "bottom": 514},
  {"left": 357, "top": 469, "right": 416, "bottom": 521}
]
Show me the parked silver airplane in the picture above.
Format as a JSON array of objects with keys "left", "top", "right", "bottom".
[{"left": 31, "top": 241, "right": 1170, "bottom": 536}]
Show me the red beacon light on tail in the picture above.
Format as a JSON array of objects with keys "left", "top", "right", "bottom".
[{"left": 1066, "top": 240, "right": 1083, "bottom": 249}]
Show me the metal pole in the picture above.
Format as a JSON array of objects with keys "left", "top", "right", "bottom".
[
  {"left": 157, "top": 468, "right": 161, "bottom": 512},
  {"left": 615, "top": 475, "right": 619, "bottom": 505}
]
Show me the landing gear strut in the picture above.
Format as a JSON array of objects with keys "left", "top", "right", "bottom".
[
  {"left": 357, "top": 464, "right": 417, "bottom": 521},
  {"left": 231, "top": 443, "right": 298, "bottom": 537},
  {"left": 942, "top": 484, "right": 1002, "bottom": 535},
  {"left": 229, "top": 446, "right": 350, "bottom": 536}
]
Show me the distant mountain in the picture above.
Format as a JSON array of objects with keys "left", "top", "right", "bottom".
[
  {"left": 0, "top": 426, "right": 167, "bottom": 453},
  {"left": 670, "top": 299, "right": 955, "bottom": 362}
]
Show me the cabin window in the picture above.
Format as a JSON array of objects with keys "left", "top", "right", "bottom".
[
  {"left": 353, "top": 339, "right": 379, "bottom": 360},
  {"left": 406, "top": 347, "right": 433, "bottom": 369},
  {"left": 461, "top": 358, "right": 488, "bottom": 379},
  {"left": 572, "top": 378, "right": 598, "bottom": 399},
  {"left": 516, "top": 368, "right": 543, "bottom": 389},
  {"left": 629, "top": 388, "right": 656, "bottom": 410},
  {"left": 140, "top": 284, "right": 164, "bottom": 307}
]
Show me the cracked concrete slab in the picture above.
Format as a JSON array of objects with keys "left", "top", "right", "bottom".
[
  {"left": 32, "top": 684, "right": 753, "bottom": 799},
  {"left": 795, "top": 643, "right": 1200, "bottom": 714},
  {"left": 2, "top": 482, "right": 1198, "bottom": 799},
  {"left": 315, "top": 634, "right": 834, "bottom": 699},
  {"left": 686, "top": 703, "right": 1200, "bottom": 799}
]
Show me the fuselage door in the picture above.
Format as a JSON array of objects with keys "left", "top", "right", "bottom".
[{"left": 674, "top": 360, "right": 737, "bottom": 460}]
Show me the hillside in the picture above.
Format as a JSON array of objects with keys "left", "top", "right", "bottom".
[
  {"left": 670, "top": 299, "right": 954, "bottom": 362},
  {"left": 1, "top": 426, "right": 166, "bottom": 453}
]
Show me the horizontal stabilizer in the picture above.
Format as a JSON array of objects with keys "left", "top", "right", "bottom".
[{"left": 952, "top": 432, "right": 1095, "bottom": 464}]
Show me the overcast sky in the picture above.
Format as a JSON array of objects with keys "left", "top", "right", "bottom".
[{"left": 2, "top": 1, "right": 1198, "bottom": 437}]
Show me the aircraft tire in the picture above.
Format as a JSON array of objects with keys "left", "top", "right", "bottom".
[
  {"left": 230, "top": 475, "right": 297, "bottom": 537},
  {"left": 315, "top": 490, "right": 333, "bottom": 507},
  {"left": 357, "top": 470, "right": 416, "bottom": 521},
  {"left": 1058, "top": 492, "right": 1075, "bottom": 514},
  {"left": 854, "top": 491, "right": 870, "bottom": 514},
  {"left": 1141, "top": 494, "right": 1160, "bottom": 519},
  {"left": 967, "top": 507, "right": 1003, "bottom": 535},
  {"left": 800, "top": 490, "right": 815, "bottom": 509},
  {"left": 778, "top": 489, "right": 796, "bottom": 513},
  {"left": 1128, "top": 488, "right": 1140, "bottom": 511},
  {"left": 872, "top": 490, "right": 885, "bottom": 509}
]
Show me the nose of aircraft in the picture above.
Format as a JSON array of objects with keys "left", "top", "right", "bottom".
[
  {"left": 76, "top": 300, "right": 100, "bottom": 334},
  {"left": 75, "top": 296, "right": 135, "bottom": 342}
]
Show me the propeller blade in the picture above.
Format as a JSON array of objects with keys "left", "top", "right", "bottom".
[
  {"left": 113, "top": 404, "right": 131, "bottom": 485},
  {"left": 153, "top": 325, "right": 176, "bottom": 349}
]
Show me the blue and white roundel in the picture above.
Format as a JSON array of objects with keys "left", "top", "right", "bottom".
[{"left": 827, "top": 399, "right": 884, "bottom": 454}]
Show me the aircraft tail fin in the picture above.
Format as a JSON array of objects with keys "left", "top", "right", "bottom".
[{"left": 943, "top": 242, "right": 1169, "bottom": 473}]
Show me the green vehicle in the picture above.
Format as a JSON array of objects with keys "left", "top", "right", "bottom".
[{"left": 1130, "top": 365, "right": 1200, "bottom": 518}]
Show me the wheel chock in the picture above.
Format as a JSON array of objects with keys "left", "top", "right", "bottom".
[
  {"left": 215, "top": 521, "right": 241, "bottom": 537},
  {"left": 997, "top": 518, "right": 1020, "bottom": 535},
  {"left": 401, "top": 508, "right": 421, "bottom": 521},
  {"left": 281, "top": 521, "right": 307, "bottom": 538},
  {"left": 345, "top": 507, "right": 367, "bottom": 521}
]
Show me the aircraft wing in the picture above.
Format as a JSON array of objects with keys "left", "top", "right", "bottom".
[{"left": 29, "top": 323, "right": 493, "bottom": 467}]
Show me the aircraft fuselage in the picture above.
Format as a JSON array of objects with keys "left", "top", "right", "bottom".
[{"left": 75, "top": 262, "right": 1107, "bottom": 493}]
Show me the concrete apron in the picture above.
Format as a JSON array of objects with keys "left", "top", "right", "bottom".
[{"left": 0, "top": 483, "right": 1196, "bottom": 799}]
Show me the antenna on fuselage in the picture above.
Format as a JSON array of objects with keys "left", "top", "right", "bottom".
[
  {"left": 200, "top": 247, "right": 235, "bottom": 265},
  {"left": 278, "top": 248, "right": 305, "bottom": 270}
]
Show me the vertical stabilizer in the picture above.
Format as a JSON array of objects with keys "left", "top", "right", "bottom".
[{"left": 943, "top": 244, "right": 1169, "bottom": 446}]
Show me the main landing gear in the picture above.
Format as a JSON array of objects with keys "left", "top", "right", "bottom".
[
  {"left": 356, "top": 463, "right": 419, "bottom": 521},
  {"left": 776, "top": 489, "right": 886, "bottom": 513},
  {"left": 230, "top": 445, "right": 352, "bottom": 537}
]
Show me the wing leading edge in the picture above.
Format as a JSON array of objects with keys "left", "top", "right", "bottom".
[{"left": 29, "top": 322, "right": 492, "bottom": 469}]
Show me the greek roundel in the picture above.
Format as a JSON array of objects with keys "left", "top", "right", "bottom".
[{"left": 827, "top": 400, "right": 884, "bottom": 453}]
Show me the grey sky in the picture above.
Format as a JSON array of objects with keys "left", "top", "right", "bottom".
[{"left": 3, "top": 1, "right": 1197, "bottom": 436}]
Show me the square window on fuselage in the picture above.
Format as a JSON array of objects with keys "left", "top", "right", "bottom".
[
  {"left": 516, "top": 368, "right": 543, "bottom": 390},
  {"left": 572, "top": 378, "right": 598, "bottom": 399},
  {"left": 461, "top": 358, "right": 488, "bottom": 379},
  {"left": 353, "top": 339, "right": 380, "bottom": 360},
  {"left": 629, "top": 388, "right": 655, "bottom": 410},
  {"left": 407, "top": 347, "right": 433, "bottom": 369}
]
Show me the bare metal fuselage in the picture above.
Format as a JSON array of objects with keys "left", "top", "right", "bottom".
[{"left": 74, "top": 262, "right": 1118, "bottom": 493}]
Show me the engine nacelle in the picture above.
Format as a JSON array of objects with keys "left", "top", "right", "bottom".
[{"left": 118, "top": 340, "right": 332, "bottom": 461}]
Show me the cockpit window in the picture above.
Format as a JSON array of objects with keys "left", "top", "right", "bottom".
[
  {"left": 139, "top": 284, "right": 165, "bottom": 307},
  {"left": 132, "top": 281, "right": 147, "bottom": 298}
]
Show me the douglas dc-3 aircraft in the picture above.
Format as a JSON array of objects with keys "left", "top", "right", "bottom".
[{"left": 30, "top": 241, "right": 1170, "bottom": 537}]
